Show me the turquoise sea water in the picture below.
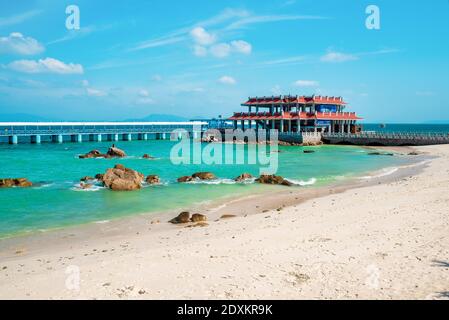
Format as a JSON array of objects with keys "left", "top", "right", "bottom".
[{"left": 0, "top": 140, "right": 409, "bottom": 238}]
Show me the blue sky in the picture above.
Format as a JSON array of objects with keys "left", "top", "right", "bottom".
[{"left": 0, "top": 0, "right": 448, "bottom": 122}]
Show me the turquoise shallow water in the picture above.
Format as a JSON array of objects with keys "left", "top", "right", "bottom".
[{"left": 0, "top": 140, "right": 408, "bottom": 238}]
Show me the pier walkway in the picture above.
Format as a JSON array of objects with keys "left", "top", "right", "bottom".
[
  {"left": 322, "top": 132, "right": 449, "bottom": 146},
  {"left": 0, "top": 122, "right": 206, "bottom": 144}
]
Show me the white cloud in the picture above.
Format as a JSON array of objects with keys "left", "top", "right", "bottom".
[
  {"left": 0, "top": 10, "right": 42, "bottom": 27},
  {"left": 7, "top": 58, "right": 84, "bottom": 74},
  {"left": 293, "top": 80, "right": 319, "bottom": 87},
  {"left": 230, "top": 40, "right": 252, "bottom": 54},
  {"left": 136, "top": 97, "right": 155, "bottom": 105},
  {"left": 210, "top": 43, "right": 231, "bottom": 58},
  {"left": 151, "top": 74, "right": 162, "bottom": 81},
  {"left": 320, "top": 51, "right": 358, "bottom": 63},
  {"left": 271, "top": 85, "right": 282, "bottom": 95},
  {"left": 190, "top": 27, "right": 216, "bottom": 46},
  {"left": 218, "top": 75, "right": 236, "bottom": 85},
  {"left": 139, "top": 89, "right": 150, "bottom": 97},
  {"left": 0, "top": 32, "right": 44, "bottom": 55},
  {"left": 416, "top": 91, "right": 435, "bottom": 96},
  {"left": 81, "top": 79, "right": 89, "bottom": 87},
  {"left": 86, "top": 87, "right": 106, "bottom": 97},
  {"left": 226, "top": 14, "right": 325, "bottom": 30},
  {"left": 193, "top": 45, "right": 208, "bottom": 57}
]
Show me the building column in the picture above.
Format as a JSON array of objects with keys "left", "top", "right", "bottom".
[
  {"left": 233, "top": 120, "right": 237, "bottom": 130},
  {"left": 97, "top": 134, "right": 102, "bottom": 142},
  {"left": 287, "top": 120, "right": 291, "bottom": 133},
  {"left": 9, "top": 135, "right": 18, "bottom": 144},
  {"left": 124, "top": 133, "right": 132, "bottom": 141},
  {"left": 161, "top": 133, "right": 166, "bottom": 140},
  {"left": 280, "top": 119, "right": 284, "bottom": 133},
  {"left": 241, "top": 120, "right": 245, "bottom": 131},
  {"left": 297, "top": 119, "right": 301, "bottom": 133},
  {"left": 31, "top": 135, "right": 41, "bottom": 144}
]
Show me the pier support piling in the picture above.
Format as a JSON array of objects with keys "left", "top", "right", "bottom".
[
  {"left": 31, "top": 135, "right": 41, "bottom": 144},
  {"left": 9, "top": 135, "right": 18, "bottom": 144}
]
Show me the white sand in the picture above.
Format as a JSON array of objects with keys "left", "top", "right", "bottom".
[{"left": 0, "top": 145, "right": 448, "bottom": 300}]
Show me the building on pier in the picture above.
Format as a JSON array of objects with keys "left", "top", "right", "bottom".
[
  {"left": 229, "top": 95, "right": 363, "bottom": 134},
  {"left": 0, "top": 121, "right": 206, "bottom": 144}
]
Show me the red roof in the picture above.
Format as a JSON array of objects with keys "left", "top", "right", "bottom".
[
  {"left": 242, "top": 95, "right": 347, "bottom": 106},
  {"left": 229, "top": 111, "right": 362, "bottom": 121}
]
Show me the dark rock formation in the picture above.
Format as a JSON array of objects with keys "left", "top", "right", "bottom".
[
  {"left": 145, "top": 175, "right": 160, "bottom": 185},
  {"left": 169, "top": 211, "right": 191, "bottom": 224},
  {"left": 191, "top": 213, "right": 207, "bottom": 222},
  {"left": 256, "top": 174, "right": 292, "bottom": 186},
  {"left": 0, "top": 178, "right": 33, "bottom": 188},
  {"left": 234, "top": 173, "right": 253, "bottom": 182}
]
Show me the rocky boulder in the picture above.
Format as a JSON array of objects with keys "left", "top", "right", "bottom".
[
  {"left": 169, "top": 211, "right": 191, "bottom": 224},
  {"left": 303, "top": 150, "right": 315, "bottom": 154},
  {"left": 107, "top": 146, "right": 126, "bottom": 158},
  {"left": 256, "top": 174, "right": 292, "bottom": 186},
  {"left": 80, "top": 176, "right": 95, "bottom": 182},
  {"left": 95, "top": 173, "right": 104, "bottom": 181},
  {"left": 0, "top": 178, "right": 33, "bottom": 188},
  {"left": 145, "top": 175, "right": 160, "bottom": 185},
  {"left": 234, "top": 173, "right": 253, "bottom": 182},
  {"left": 142, "top": 154, "right": 155, "bottom": 159},
  {"left": 191, "top": 213, "right": 207, "bottom": 222},
  {"left": 102, "top": 164, "right": 144, "bottom": 191},
  {"left": 192, "top": 172, "right": 216, "bottom": 180},
  {"left": 177, "top": 176, "right": 194, "bottom": 183},
  {"left": 79, "top": 150, "right": 103, "bottom": 159}
]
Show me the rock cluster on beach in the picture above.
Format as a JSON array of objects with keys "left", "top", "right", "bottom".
[
  {"left": 177, "top": 172, "right": 216, "bottom": 182},
  {"left": 79, "top": 146, "right": 127, "bottom": 159},
  {"left": 169, "top": 211, "right": 207, "bottom": 224},
  {"left": 234, "top": 173, "right": 253, "bottom": 182},
  {"left": 256, "top": 174, "right": 292, "bottom": 186},
  {"left": 102, "top": 164, "right": 144, "bottom": 191},
  {"left": 0, "top": 178, "right": 33, "bottom": 188},
  {"left": 145, "top": 175, "right": 160, "bottom": 185}
]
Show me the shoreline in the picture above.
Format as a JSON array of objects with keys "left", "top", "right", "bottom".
[
  {"left": 0, "top": 145, "right": 447, "bottom": 299},
  {"left": 0, "top": 146, "right": 425, "bottom": 245}
]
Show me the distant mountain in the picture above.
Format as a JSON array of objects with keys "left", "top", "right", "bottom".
[
  {"left": 0, "top": 113, "right": 51, "bottom": 122},
  {"left": 124, "top": 114, "right": 189, "bottom": 122}
]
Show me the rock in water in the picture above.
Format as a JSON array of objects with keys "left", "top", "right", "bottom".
[
  {"left": 0, "top": 178, "right": 33, "bottom": 188},
  {"left": 142, "top": 154, "right": 155, "bottom": 159},
  {"left": 170, "top": 211, "right": 191, "bottom": 224},
  {"left": 303, "top": 150, "right": 315, "bottom": 154},
  {"left": 145, "top": 175, "right": 160, "bottom": 185},
  {"left": 177, "top": 176, "right": 194, "bottom": 183},
  {"left": 234, "top": 173, "right": 253, "bottom": 182},
  {"left": 192, "top": 172, "right": 216, "bottom": 180},
  {"left": 191, "top": 213, "right": 207, "bottom": 222},
  {"left": 80, "top": 176, "right": 95, "bottom": 182},
  {"left": 256, "top": 174, "right": 292, "bottom": 186},
  {"left": 95, "top": 173, "right": 104, "bottom": 181},
  {"left": 102, "top": 164, "right": 144, "bottom": 191},
  {"left": 79, "top": 150, "right": 103, "bottom": 159},
  {"left": 107, "top": 146, "right": 126, "bottom": 158}
]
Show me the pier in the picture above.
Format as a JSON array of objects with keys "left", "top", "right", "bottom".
[
  {"left": 322, "top": 132, "right": 449, "bottom": 146},
  {"left": 0, "top": 122, "right": 206, "bottom": 144}
]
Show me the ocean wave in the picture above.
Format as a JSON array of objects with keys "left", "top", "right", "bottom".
[
  {"left": 360, "top": 167, "right": 399, "bottom": 179},
  {"left": 186, "top": 178, "right": 240, "bottom": 185},
  {"left": 284, "top": 177, "right": 317, "bottom": 186},
  {"left": 71, "top": 183, "right": 105, "bottom": 192}
]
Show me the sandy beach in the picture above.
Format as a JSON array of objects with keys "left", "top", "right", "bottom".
[{"left": 0, "top": 145, "right": 448, "bottom": 300}]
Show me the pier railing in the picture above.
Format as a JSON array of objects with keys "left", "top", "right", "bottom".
[{"left": 322, "top": 132, "right": 449, "bottom": 146}]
